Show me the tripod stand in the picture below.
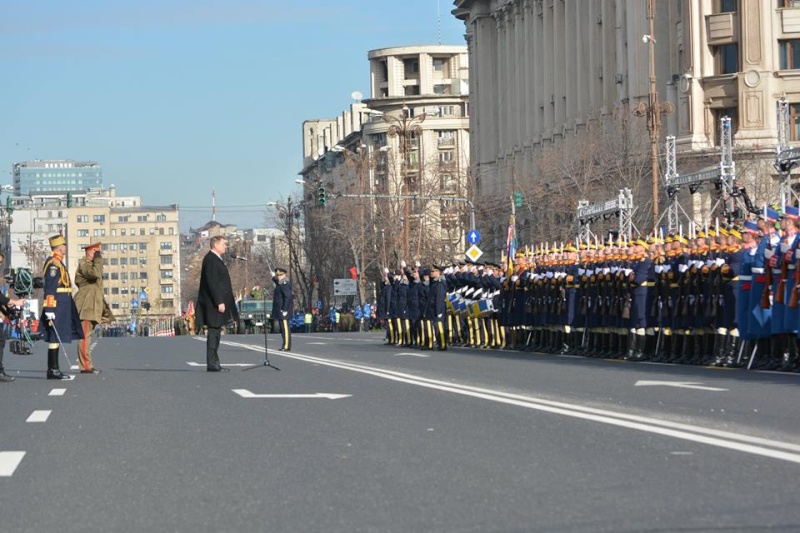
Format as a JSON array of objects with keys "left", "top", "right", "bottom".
[{"left": 243, "top": 290, "right": 280, "bottom": 371}]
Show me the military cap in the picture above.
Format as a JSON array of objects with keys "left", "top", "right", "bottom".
[
  {"left": 728, "top": 227, "right": 742, "bottom": 240},
  {"left": 49, "top": 234, "right": 65, "bottom": 248},
  {"left": 275, "top": 267, "right": 288, "bottom": 275},
  {"left": 82, "top": 239, "right": 102, "bottom": 251}
]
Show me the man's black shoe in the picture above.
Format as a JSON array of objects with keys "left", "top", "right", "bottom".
[
  {"left": 207, "top": 367, "right": 230, "bottom": 372},
  {"left": 47, "top": 370, "right": 69, "bottom": 380},
  {"left": 0, "top": 372, "right": 15, "bottom": 383},
  {"left": 80, "top": 368, "right": 101, "bottom": 374}
]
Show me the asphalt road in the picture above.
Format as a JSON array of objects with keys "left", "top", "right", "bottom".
[{"left": 2, "top": 331, "right": 800, "bottom": 532}]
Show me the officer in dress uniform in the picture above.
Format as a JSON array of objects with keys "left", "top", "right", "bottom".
[
  {"left": 427, "top": 264, "right": 448, "bottom": 350},
  {"left": 41, "top": 234, "right": 84, "bottom": 380},
  {"left": 734, "top": 222, "right": 760, "bottom": 367},
  {"left": 378, "top": 268, "right": 393, "bottom": 344},
  {"left": 271, "top": 267, "right": 293, "bottom": 351}
]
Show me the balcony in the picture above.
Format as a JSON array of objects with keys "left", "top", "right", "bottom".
[
  {"left": 783, "top": 7, "right": 800, "bottom": 33},
  {"left": 438, "top": 137, "right": 456, "bottom": 148},
  {"left": 706, "top": 12, "right": 736, "bottom": 44}
]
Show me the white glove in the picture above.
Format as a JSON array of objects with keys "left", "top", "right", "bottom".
[
  {"left": 511, "top": 275, "right": 519, "bottom": 282},
  {"left": 578, "top": 268, "right": 585, "bottom": 276},
  {"left": 270, "top": 271, "right": 276, "bottom": 277},
  {"left": 781, "top": 243, "right": 791, "bottom": 254},
  {"left": 714, "top": 258, "right": 725, "bottom": 267},
  {"left": 400, "top": 260, "right": 407, "bottom": 268},
  {"left": 281, "top": 311, "right": 288, "bottom": 317},
  {"left": 383, "top": 267, "right": 390, "bottom": 274},
  {"left": 678, "top": 264, "right": 689, "bottom": 273},
  {"left": 437, "top": 314, "right": 443, "bottom": 319},
  {"left": 415, "top": 261, "right": 421, "bottom": 268},
  {"left": 770, "top": 235, "right": 781, "bottom": 246},
  {"left": 765, "top": 249, "right": 775, "bottom": 259},
  {"left": 749, "top": 248, "right": 757, "bottom": 256},
  {"left": 705, "top": 260, "right": 714, "bottom": 267},
  {"left": 654, "top": 265, "right": 663, "bottom": 274},
  {"left": 45, "top": 312, "right": 55, "bottom": 321}
]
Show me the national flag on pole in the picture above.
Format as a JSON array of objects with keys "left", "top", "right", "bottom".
[{"left": 506, "top": 213, "right": 517, "bottom": 276}]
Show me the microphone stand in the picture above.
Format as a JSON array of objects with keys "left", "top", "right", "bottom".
[{"left": 243, "top": 281, "right": 280, "bottom": 371}]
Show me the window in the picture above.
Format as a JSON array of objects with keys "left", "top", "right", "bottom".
[
  {"left": 160, "top": 241, "right": 173, "bottom": 250},
  {"left": 161, "top": 270, "right": 173, "bottom": 279},
  {"left": 130, "top": 272, "right": 138, "bottom": 280},
  {"left": 93, "top": 214, "right": 105, "bottom": 223},
  {"left": 121, "top": 229, "right": 126, "bottom": 236},
  {"left": 111, "top": 287, "right": 119, "bottom": 295},
  {"left": 439, "top": 151, "right": 454, "bottom": 163},
  {"left": 118, "top": 215, "right": 129, "bottom": 223},
  {"left": 403, "top": 58, "right": 419, "bottom": 78},
  {"left": 160, "top": 255, "right": 173, "bottom": 265},
  {"left": 92, "top": 229, "right": 105, "bottom": 237},
  {"left": 110, "top": 258, "right": 118, "bottom": 266},
  {"left": 714, "top": 44, "right": 738, "bottom": 74},
  {"left": 778, "top": 0, "right": 800, "bottom": 7},
  {"left": 780, "top": 40, "right": 800, "bottom": 70},
  {"left": 120, "top": 257, "right": 128, "bottom": 266},
  {"left": 111, "top": 229, "right": 117, "bottom": 237},
  {"left": 77, "top": 229, "right": 89, "bottom": 237},
  {"left": 433, "top": 58, "right": 446, "bottom": 72},
  {"left": 137, "top": 215, "right": 148, "bottom": 222},
  {"left": 719, "top": 0, "right": 736, "bottom": 11},
  {"left": 440, "top": 174, "right": 457, "bottom": 194},
  {"left": 433, "top": 84, "right": 450, "bottom": 95},
  {"left": 76, "top": 215, "right": 88, "bottom": 223},
  {"left": 139, "top": 242, "right": 147, "bottom": 251},
  {"left": 140, "top": 272, "right": 148, "bottom": 279},
  {"left": 713, "top": 108, "right": 739, "bottom": 146},
  {"left": 156, "top": 214, "right": 167, "bottom": 222},
  {"left": 791, "top": 103, "right": 800, "bottom": 141},
  {"left": 139, "top": 257, "right": 147, "bottom": 265},
  {"left": 111, "top": 273, "right": 119, "bottom": 280},
  {"left": 140, "top": 228, "right": 145, "bottom": 236},
  {"left": 404, "top": 85, "right": 421, "bottom": 96},
  {"left": 437, "top": 130, "right": 456, "bottom": 147},
  {"left": 161, "top": 285, "right": 173, "bottom": 294}
]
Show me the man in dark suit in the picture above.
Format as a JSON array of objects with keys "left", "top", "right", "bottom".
[
  {"left": 271, "top": 268, "right": 293, "bottom": 351},
  {"left": 195, "top": 235, "right": 239, "bottom": 372}
]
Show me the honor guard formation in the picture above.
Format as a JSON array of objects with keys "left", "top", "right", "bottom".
[{"left": 378, "top": 210, "right": 800, "bottom": 372}]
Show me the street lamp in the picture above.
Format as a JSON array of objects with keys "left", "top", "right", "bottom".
[
  {"left": 633, "top": 0, "right": 673, "bottom": 231},
  {"left": 382, "top": 104, "right": 430, "bottom": 259},
  {"left": 267, "top": 198, "right": 304, "bottom": 307}
]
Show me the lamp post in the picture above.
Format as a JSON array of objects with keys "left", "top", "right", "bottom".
[
  {"left": 267, "top": 198, "right": 304, "bottom": 308},
  {"left": 383, "top": 105, "right": 429, "bottom": 259},
  {"left": 633, "top": 0, "right": 673, "bottom": 231}
]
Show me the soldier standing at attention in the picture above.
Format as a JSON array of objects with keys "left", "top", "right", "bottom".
[
  {"left": 272, "top": 268, "right": 293, "bottom": 351},
  {"left": 74, "top": 240, "right": 115, "bottom": 374},
  {"left": 41, "top": 234, "right": 83, "bottom": 380}
]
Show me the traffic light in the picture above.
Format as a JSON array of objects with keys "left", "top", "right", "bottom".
[
  {"left": 514, "top": 191, "right": 523, "bottom": 209},
  {"left": 5, "top": 196, "right": 12, "bottom": 215},
  {"left": 318, "top": 185, "right": 327, "bottom": 206},
  {"left": 143, "top": 302, "right": 151, "bottom": 311}
]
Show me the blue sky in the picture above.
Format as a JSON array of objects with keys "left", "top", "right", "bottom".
[{"left": 0, "top": 0, "right": 465, "bottom": 231}]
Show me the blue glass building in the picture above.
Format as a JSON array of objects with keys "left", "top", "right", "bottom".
[{"left": 12, "top": 160, "right": 103, "bottom": 195}]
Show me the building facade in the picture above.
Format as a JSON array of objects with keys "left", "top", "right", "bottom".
[
  {"left": 6, "top": 189, "right": 181, "bottom": 318},
  {"left": 300, "top": 45, "right": 471, "bottom": 262},
  {"left": 12, "top": 160, "right": 103, "bottom": 195},
  {"left": 453, "top": 0, "right": 800, "bottom": 226}
]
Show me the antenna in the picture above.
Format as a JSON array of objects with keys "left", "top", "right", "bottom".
[
  {"left": 437, "top": 0, "right": 442, "bottom": 45},
  {"left": 212, "top": 188, "right": 216, "bottom": 222}
]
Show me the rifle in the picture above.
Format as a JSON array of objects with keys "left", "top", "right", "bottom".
[
  {"left": 789, "top": 251, "right": 800, "bottom": 308},
  {"left": 761, "top": 246, "right": 773, "bottom": 309},
  {"left": 776, "top": 245, "right": 788, "bottom": 304}
]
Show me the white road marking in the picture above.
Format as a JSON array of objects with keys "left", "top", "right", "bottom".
[
  {"left": 49, "top": 388, "right": 66, "bottom": 397},
  {"left": 635, "top": 380, "right": 729, "bottom": 392},
  {"left": 0, "top": 452, "right": 25, "bottom": 477},
  {"left": 394, "top": 352, "right": 430, "bottom": 358},
  {"left": 232, "top": 389, "right": 350, "bottom": 400},
  {"left": 214, "top": 339, "right": 800, "bottom": 465},
  {"left": 308, "top": 342, "right": 327, "bottom": 345},
  {"left": 26, "top": 410, "right": 51, "bottom": 423},
  {"left": 185, "top": 362, "right": 253, "bottom": 367},
  {"left": 70, "top": 365, "right": 79, "bottom": 370}
]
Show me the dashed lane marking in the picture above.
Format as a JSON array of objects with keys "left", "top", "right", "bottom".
[
  {"left": 49, "top": 389, "right": 66, "bottom": 397},
  {"left": 394, "top": 352, "right": 430, "bottom": 358},
  {"left": 0, "top": 452, "right": 25, "bottom": 477},
  {"left": 26, "top": 410, "right": 51, "bottom": 423}
]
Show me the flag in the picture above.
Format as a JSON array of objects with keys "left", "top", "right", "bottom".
[
  {"left": 187, "top": 300, "right": 195, "bottom": 316},
  {"left": 349, "top": 266, "right": 358, "bottom": 280},
  {"left": 506, "top": 213, "right": 517, "bottom": 276}
]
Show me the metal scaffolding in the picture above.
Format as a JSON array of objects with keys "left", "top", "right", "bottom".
[{"left": 576, "top": 188, "right": 634, "bottom": 242}]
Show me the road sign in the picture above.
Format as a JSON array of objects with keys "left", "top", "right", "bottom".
[
  {"left": 467, "top": 229, "right": 481, "bottom": 245},
  {"left": 131, "top": 299, "right": 139, "bottom": 309},
  {"left": 333, "top": 278, "right": 358, "bottom": 296},
  {"left": 144, "top": 287, "right": 151, "bottom": 294},
  {"left": 139, "top": 291, "right": 147, "bottom": 301},
  {"left": 465, "top": 245, "right": 483, "bottom": 262}
]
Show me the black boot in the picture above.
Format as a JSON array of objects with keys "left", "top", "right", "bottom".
[
  {"left": 47, "top": 348, "right": 68, "bottom": 380},
  {"left": 711, "top": 334, "right": 727, "bottom": 367},
  {"left": 780, "top": 337, "right": 799, "bottom": 372}
]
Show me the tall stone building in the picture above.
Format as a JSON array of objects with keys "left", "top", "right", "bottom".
[
  {"left": 300, "top": 45, "right": 471, "bottom": 262},
  {"left": 453, "top": 0, "right": 800, "bottom": 236}
]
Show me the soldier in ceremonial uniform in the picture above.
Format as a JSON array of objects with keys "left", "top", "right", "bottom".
[
  {"left": 427, "top": 264, "right": 448, "bottom": 350},
  {"left": 271, "top": 267, "right": 293, "bottom": 351},
  {"left": 41, "top": 234, "right": 83, "bottom": 380},
  {"left": 378, "top": 268, "right": 393, "bottom": 344}
]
